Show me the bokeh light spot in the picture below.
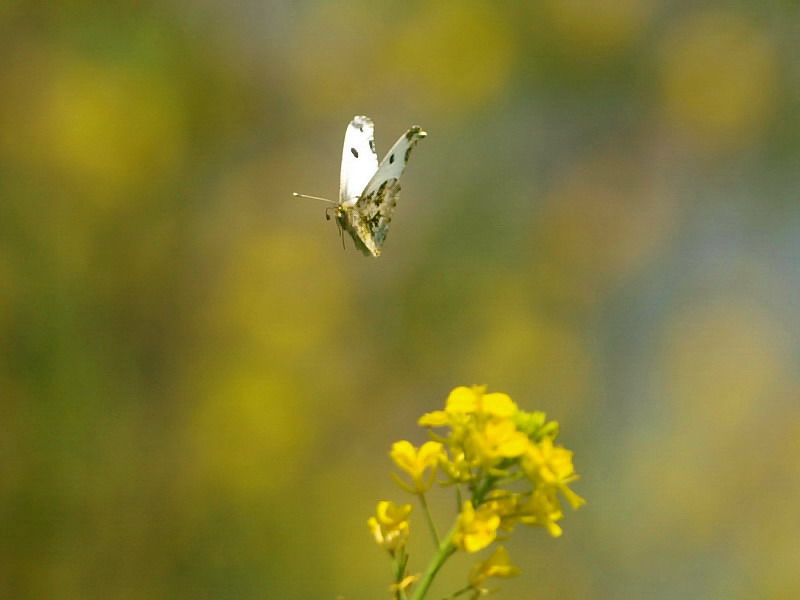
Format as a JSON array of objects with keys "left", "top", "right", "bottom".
[
  {"left": 38, "top": 56, "right": 186, "bottom": 197},
  {"left": 543, "top": 0, "right": 654, "bottom": 56},
  {"left": 389, "top": 1, "right": 515, "bottom": 116},
  {"left": 659, "top": 11, "right": 779, "bottom": 152}
]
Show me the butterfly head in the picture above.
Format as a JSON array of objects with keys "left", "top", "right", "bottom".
[
  {"left": 326, "top": 206, "right": 347, "bottom": 245},
  {"left": 325, "top": 205, "right": 351, "bottom": 251},
  {"left": 332, "top": 205, "right": 349, "bottom": 235}
]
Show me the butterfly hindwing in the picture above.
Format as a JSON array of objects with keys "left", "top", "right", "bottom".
[{"left": 339, "top": 116, "right": 379, "bottom": 208}]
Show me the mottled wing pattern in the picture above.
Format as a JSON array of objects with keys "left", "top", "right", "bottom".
[
  {"left": 336, "top": 207, "right": 382, "bottom": 257},
  {"left": 339, "top": 116, "right": 379, "bottom": 208},
  {"left": 347, "top": 126, "right": 427, "bottom": 256}
]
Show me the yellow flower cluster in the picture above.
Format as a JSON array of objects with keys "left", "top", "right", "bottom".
[
  {"left": 369, "top": 385, "right": 585, "bottom": 599},
  {"left": 420, "top": 385, "right": 585, "bottom": 547}
]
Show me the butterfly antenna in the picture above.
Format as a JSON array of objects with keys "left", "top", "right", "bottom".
[
  {"left": 293, "top": 192, "right": 336, "bottom": 204},
  {"left": 297, "top": 194, "right": 348, "bottom": 251}
]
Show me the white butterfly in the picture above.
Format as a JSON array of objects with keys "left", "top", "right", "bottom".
[{"left": 294, "top": 116, "right": 427, "bottom": 256}]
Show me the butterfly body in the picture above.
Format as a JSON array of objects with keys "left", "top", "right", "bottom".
[{"left": 335, "top": 116, "right": 426, "bottom": 256}]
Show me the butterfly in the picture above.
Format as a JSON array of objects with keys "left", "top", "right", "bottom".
[{"left": 294, "top": 116, "right": 427, "bottom": 256}]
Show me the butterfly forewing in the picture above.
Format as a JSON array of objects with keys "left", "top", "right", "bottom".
[
  {"left": 349, "top": 126, "right": 427, "bottom": 254},
  {"left": 362, "top": 126, "right": 427, "bottom": 193},
  {"left": 339, "top": 116, "right": 379, "bottom": 207}
]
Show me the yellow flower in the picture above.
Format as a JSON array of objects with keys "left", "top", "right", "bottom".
[
  {"left": 468, "top": 546, "right": 521, "bottom": 588},
  {"left": 524, "top": 437, "right": 585, "bottom": 509},
  {"left": 418, "top": 409, "right": 449, "bottom": 427},
  {"left": 479, "top": 392, "right": 518, "bottom": 419},
  {"left": 440, "top": 449, "right": 474, "bottom": 483},
  {"left": 483, "top": 491, "right": 521, "bottom": 532},
  {"left": 452, "top": 501, "right": 501, "bottom": 553},
  {"left": 470, "top": 419, "right": 530, "bottom": 466},
  {"left": 525, "top": 437, "right": 576, "bottom": 484},
  {"left": 390, "top": 440, "right": 443, "bottom": 494},
  {"left": 560, "top": 483, "right": 587, "bottom": 510},
  {"left": 445, "top": 385, "right": 483, "bottom": 413},
  {"left": 517, "top": 488, "right": 565, "bottom": 538},
  {"left": 367, "top": 500, "right": 412, "bottom": 552},
  {"left": 443, "top": 385, "right": 518, "bottom": 418}
]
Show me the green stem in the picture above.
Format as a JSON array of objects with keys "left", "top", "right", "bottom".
[
  {"left": 472, "top": 475, "right": 497, "bottom": 505},
  {"left": 441, "top": 585, "right": 473, "bottom": 600},
  {"left": 418, "top": 493, "right": 440, "bottom": 547},
  {"left": 392, "top": 549, "right": 409, "bottom": 600},
  {"left": 409, "top": 525, "right": 458, "bottom": 600}
]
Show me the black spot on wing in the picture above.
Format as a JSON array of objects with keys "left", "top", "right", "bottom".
[
  {"left": 389, "top": 154, "right": 395, "bottom": 164},
  {"left": 351, "top": 148, "right": 359, "bottom": 158}
]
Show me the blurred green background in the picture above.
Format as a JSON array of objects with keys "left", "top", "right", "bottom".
[{"left": 2, "top": 1, "right": 800, "bottom": 598}]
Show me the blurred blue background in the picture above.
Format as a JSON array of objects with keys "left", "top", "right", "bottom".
[{"left": 1, "top": 1, "right": 799, "bottom": 598}]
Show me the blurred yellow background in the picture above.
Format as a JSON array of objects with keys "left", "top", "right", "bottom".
[{"left": 1, "top": 1, "right": 799, "bottom": 598}]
